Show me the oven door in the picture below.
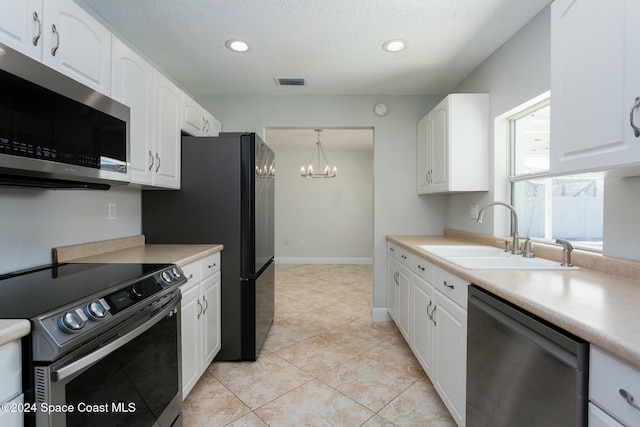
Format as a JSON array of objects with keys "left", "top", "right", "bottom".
[{"left": 34, "top": 292, "right": 182, "bottom": 427}]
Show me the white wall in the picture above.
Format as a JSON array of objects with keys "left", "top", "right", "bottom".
[
  {"left": 448, "top": 5, "right": 640, "bottom": 262},
  {"left": 447, "top": 6, "right": 552, "bottom": 238},
  {"left": 275, "top": 148, "right": 374, "bottom": 264},
  {"left": 197, "top": 95, "right": 445, "bottom": 319},
  {"left": 0, "top": 186, "right": 141, "bottom": 274}
]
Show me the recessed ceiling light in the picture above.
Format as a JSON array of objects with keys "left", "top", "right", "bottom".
[
  {"left": 382, "top": 39, "right": 407, "bottom": 52},
  {"left": 225, "top": 39, "right": 249, "bottom": 52}
]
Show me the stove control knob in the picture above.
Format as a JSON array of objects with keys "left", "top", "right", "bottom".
[
  {"left": 59, "top": 309, "right": 87, "bottom": 333},
  {"left": 171, "top": 267, "right": 182, "bottom": 279},
  {"left": 130, "top": 284, "right": 145, "bottom": 299},
  {"left": 161, "top": 271, "right": 173, "bottom": 283},
  {"left": 85, "top": 299, "right": 109, "bottom": 320}
]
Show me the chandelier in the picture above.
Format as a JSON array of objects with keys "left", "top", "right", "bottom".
[{"left": 300, "top": 129, "right": 337, "bottom": 178}]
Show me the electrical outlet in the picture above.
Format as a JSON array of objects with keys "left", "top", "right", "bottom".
[
  {"left": 470, "top": 204, "right": 479, "bottom": 219},
  {"left": 108, "top": 203, "right": 116, "bottom": 220}
]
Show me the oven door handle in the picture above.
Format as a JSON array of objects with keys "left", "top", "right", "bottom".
[{"left": 51, "top": 294, "right": 179, "bottom": 382}]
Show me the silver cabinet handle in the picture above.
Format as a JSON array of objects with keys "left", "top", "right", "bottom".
[
  {"left": 443, "top": 280, "right": 455, "bottom": 289},
  {"left": 202, "top": 295, "right": 208, "bottom": 315},
  {"left": 418, "top": 265, "right": 425, "bottom": 271},
  {"left": 51, "top": 24, "right": 60, "bottom": 56},
  {"left": 148, "top": 150, "right": 155, "bottom": 171},
  {"left": 188, "top": 274, "right": 193, "bottom": 280},
  {"left": 197, "top": 299, "right": 203, "bottom": 319},
  {"left": 155, "top": 153, "right": 161, "bottom": 172},
  {"left": 631, "top": 97, "right": 640, "bottom": 137},
  {"left": 431, "top": 305, "right": 437, "bottom": 326},
  {"left": 619, "top": 389, "right": 640, "bottom": 411},
  {"left": 32, "top": 12, "right": 41, "bottom": 46},
  {"left": 426, "top": 301, "right": 433, "bottom": 320},
  {"left": 208, "top": 262, "right": 216, "bottom": 269}
]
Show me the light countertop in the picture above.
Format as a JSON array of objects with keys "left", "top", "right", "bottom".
[
  {"left": 0, "top": 238, "right": 223, "bottom": 346},
  {"left": 387, "top": 234, "right": 640, "bottom": 370},
  {"left": 66, "top": 243, "right": 223, "bottom": 267}
]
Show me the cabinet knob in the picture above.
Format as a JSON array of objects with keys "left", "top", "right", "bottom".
[{"left": 619, "top": 389, "right": 640, "bottom": 411}]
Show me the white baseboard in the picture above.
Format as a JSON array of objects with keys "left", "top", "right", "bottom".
[
  {"left": 275, "top": 257, "right": 373, "bottom": 265},
  {"left": 371, "top": 307, "right": 392, "bottom": 322}
]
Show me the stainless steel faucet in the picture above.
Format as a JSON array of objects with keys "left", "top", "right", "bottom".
[
  {"left": 555, "top": 239, "right": 574, "bottom": 267},
  {"left": 476, "top": 201, "right": 522, "bottom": 255}
]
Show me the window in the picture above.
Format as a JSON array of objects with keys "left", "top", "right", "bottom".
[{"left": 509, "top": 99, "right": 603, "bottom": 251}]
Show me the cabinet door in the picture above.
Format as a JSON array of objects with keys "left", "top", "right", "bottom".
[
  {"left": 181, "top": 93, "right": 204, "bottom": 136},
  {"left": 180, "top": 282, "right": 201, "bottom": 399},
  {"left": 0, "top": 0, "right": 42, "bottom": 60},
  {"left": 417, "top": 113, "right": 431, "bottom": 194},
  {"left": 412, "top": 276, "right": 434, "bottom": 379},
  {"left": 201, "top": 271, "right": 221, "bottom": 366},
  {"left": 153, "top": 71, "right": 181, "bottom": 188},
  {"left": 42, "top": 0, "right": 111, "bottom": 95},
  {"left": 204, "top": 112, "right": 221, "bottom": 136},
  {"left": 111, "top": 37, "right": 154, "bottom": 186},
  {"left": 589, "top": 403, "right": 625, "bottom": 427},
  {"left": 433, "top": 291, "right": 467, "bottom": 427},
  {"left": 0, "top": 394, "right": 23, "bottom": 427},
  {"left": 387, "top": 258, "right": 398, "bottom": 321},
  {"left": 430, "top": 98, "right": 449, "bottom": 193},
  {"left": 550, "top": 0, "right": 640, "bottom": 175},
  {"left": 397, "top": 265, "right": 411, "bottom": 341}
]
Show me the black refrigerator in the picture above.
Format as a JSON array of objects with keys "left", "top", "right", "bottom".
[{"left": 142, "top": 132, "right": 275, "bottom": 361}]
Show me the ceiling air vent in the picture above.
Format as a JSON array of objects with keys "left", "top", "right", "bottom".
[{"left": 274, "top": 78, "right": 305, "bottom": 86}]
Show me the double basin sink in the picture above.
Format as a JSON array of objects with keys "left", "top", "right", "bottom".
[{"left": 417, "top": 245, "right": 580, "bottom": 270}]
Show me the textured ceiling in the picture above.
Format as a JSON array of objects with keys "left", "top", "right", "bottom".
[{"left": 77, "top": 0, "right": 551, "bottom": 97}]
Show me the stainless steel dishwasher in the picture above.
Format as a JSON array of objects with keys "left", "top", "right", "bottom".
[{"left": 466, "top": 285, "right": 588, "bottom": 427}]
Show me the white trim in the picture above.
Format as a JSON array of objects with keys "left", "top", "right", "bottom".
[
  {"left": 371, "top": 308, "right": 392, "bottom": 322},
  {"left": 275, "top": 257, "right": 373, "bottom": 265}
]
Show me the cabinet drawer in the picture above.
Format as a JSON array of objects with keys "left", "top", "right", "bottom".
[
  {"left": 590, "top": 346, "right": 640, "bottom": 427},
  {"left": 388, "top": 243, "right": 411, "bottom": 267},
  {"left": 201, "top": 252, "right": 221, "bottom": 278},
  {"left": 0, "top": 341, "right": 21, "bottom": 404},
  {"left": 181, "top": 261, "right": 201, "bottom": 284},
  {"left": 434, "top": 266, "right": 469, "bottom": 310},
  {"left": 412, "top": 256, "right": 434, "bottom": 283}
]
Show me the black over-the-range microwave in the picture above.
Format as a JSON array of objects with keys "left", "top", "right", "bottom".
[{"left": 0, "top": 42, "right": 130, "bottom": 190}]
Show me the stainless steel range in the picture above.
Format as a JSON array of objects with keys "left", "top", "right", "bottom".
[{"left": 0, "top": 262, "right": 187, "bottom": 427}]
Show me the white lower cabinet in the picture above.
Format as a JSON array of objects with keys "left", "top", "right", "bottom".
[
  {"left": 433, "top": 289, "right": 467, "bottom": 426},
  {"left": 389, "top": 241, "right": 468, "bottom": 427},
  {"left": 0, "top": 340, "right": 23, "bottom": 427},
  {"left": 387, "top": 244, "right": 411, "bottom": 341},
  {"left": 411, "top": 274, "right": 434, "bottom": 378},
  {"left": 180, "top": 254, "right": 221, "bottom": 399},
  {"left": 589, "top": 403, "right": 625, "bottom": 427},
  {"left": 590, "top": 345, "right": 640, "bottom": 427}
]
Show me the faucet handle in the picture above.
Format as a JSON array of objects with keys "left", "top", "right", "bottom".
[
  {"left": 496, "top": 240, "right": 511, "bottom": 252},
  {"left": 522, "top": 238, "right": 535, "bottom": 258}
]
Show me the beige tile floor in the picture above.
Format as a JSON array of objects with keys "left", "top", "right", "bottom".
[{"left": 183, "top": 264, "right": 456, "bottom": 427}]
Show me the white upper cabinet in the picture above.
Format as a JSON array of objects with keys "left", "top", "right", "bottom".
[
  {"left": 0, "top": 0, "right": 111, "bottom": 95},
  {"left": 153, "top": 71, "right": 182, "bottom": 189},
  {"left": 181, "top": 93, "right": 221, "bottom": 137},
  {"left": 42, "top": 0, "right": 111, "bottom": 95},
  {"left": 550, "top": 0, "right": 640, "bottom": 175},
  {"left": 111, "top": 36, "right": 154, "bottom": 186},
  {"left": 417, "top": 93, "right": 490, "bottom": 194},
  {"left": 181, "top": 93, "right": 205, "bottom": 136},
  {"left": 0, "top": 0, "right": 43, "bottom": 60}
]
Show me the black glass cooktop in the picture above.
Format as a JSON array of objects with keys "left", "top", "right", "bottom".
[{"left": 0, "top": 263, "right": 172, "bottom": 319}]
